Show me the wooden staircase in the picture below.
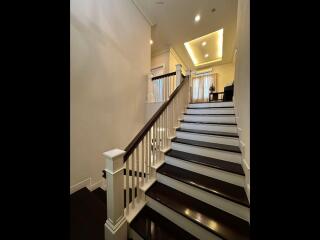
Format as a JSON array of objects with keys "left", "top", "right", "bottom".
[{"left": 70, "top": 69, "right": 250, "bottom": 240}]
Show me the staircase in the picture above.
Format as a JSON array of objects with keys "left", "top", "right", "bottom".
[
  {"left": 126, "top": 100, "right": 250, "bottom": 240},
  {"left": 89, "top": 68, "right": 250, "bottom": 240}
]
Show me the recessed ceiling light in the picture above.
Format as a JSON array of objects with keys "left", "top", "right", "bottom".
[
  {"left": 204, "top": 53, "right": 209, "bottom": 58},
  {"left": 202, "top": 41, "right": 207, "bottom": 46},
  {"left": 194, "top": 14, "right": 201, "bottom": 22},
  {"left": 150, "top": 39, "right": 153, "bottom": 45}
]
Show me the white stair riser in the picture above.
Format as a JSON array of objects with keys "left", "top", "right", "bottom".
[
  {"left": 184, "top": 115, "right": 236, "bottom": 124},
  {"left": 171, "top": 142, "right": 241, "bottom": 164},
  {"left": 165, "top": 156, "right": 245, "bottom": 187},
  {"left": 147, "top": 197, "right": 222, "bottom": 240},
  {"left": 180, "top": 122, "right": 237, "bottom": 133},
  {"left": 176, "top": 131, "right": 239, "bottom": 146},
  {"left": 157, "top": 173, "right": 250, "bottom": 222},
  {"left": 186, "top": 108, "right": 235, "bottom": 115},
  {"left": 189, "top": 102, "right": 234, "bottom": 108}
]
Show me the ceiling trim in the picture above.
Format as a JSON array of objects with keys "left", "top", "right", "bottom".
[
  {"left": 151, "top": 48, "right": 170, "bottom": 58},
  {"left": 131, "top": 0, "right": 155, "bottom": 26}
]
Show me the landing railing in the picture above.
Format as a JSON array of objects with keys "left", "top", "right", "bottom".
[
  {"left": 103, "top": 64, "right": 190, "bottom": 240},
  {"left": 151, "top": 71, "right": 177, "bottom": 102}
]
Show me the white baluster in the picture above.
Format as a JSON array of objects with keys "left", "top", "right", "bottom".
[
  {"left": 132, "top": 149, "right": 136, "bottom": 208},
  {"left": 136, "top": 145, "right": 140, "bottom": 203},
  {"left": 142, "top": 137, "right": 145, "bottom": 186},
  {"left": 125, "top": 159, "right": 129, "bottom": 216}
]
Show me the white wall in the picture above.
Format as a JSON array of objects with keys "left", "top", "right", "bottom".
[
  {"left": 233, "top": 0, "right": 250, "bottom": 199},
  {"left": 70, "top": 0, "right": 151, "bottom": 193}
]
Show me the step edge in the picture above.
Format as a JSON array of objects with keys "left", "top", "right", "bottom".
[
  {"left": 165, "top": 151, "right": 245, "bottom": 176},
  {"left": 157, "top": 165, "right": 249, "bottom": 207}
]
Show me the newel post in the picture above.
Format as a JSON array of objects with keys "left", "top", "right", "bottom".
[
  {"left": 103, "top": 149, "right": 127, "bottom": 240},
  {"left": 176, "top": 64, "right": 182, "bottom": 86}
]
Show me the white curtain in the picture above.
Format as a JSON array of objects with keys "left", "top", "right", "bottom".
[
  {"left": 192, "top": 73, "right": 214, "bottom": 103},
  {"left": 153, "top": 79, "right": 164, "bottom": 102},
  {"left": 151, "top": 66, "right": 165, "bottom": 102}
]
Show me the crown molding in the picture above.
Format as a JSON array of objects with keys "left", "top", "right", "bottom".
[{"left": 131, "top": 0, "right": 155, "bottom": 26}]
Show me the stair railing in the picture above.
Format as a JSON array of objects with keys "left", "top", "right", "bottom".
[{"left": 103, "top": 64, "right": 190, "bottom": 240}]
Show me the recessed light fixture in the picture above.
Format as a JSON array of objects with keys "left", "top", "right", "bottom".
[
  {"left": 150, "top": 39, "right": 153, "bottom": 45},
  {"left": 202, "top": 41, "right": 207, "bottom": 46},
  {"left": 204, "top": 53, "right": 209, "bottom": 58},
  {"left": 194, "top": 14, "right": 201, "bottom": 22}
]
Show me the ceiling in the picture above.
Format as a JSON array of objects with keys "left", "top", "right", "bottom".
[
  {"left": 184, "top": 28, "right": 224, "bottom": 67},
  {"left": 132, "top": 0, "right": 238, "bottom": 70}
]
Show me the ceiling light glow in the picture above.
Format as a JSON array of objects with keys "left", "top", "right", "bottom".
[
  {"left": 204, "top": 53, "right": 209, "bottom": 58},
  {"left": 150, "top": 39, "right": 153, "bottom": 45},
  {"left": 202, "top": 41, "right": 207, "bottom": 46},
  {"left": 194, "top": 14, "right": 200, "bottom": 22}
]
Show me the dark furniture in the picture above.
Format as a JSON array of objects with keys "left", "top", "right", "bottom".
[{"left": 223, "top": 84, "right": 234, "bottom": 101}]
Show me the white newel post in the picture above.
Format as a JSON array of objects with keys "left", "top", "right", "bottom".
[
  {"left": 186, "top": 69, "right": 192, "bottom": 105},
  {"left": 103, "top": 149, "right": 127, "bottom": 240},
  {"left": 175, "top": 64, "right": 182, "bottom": 86}
]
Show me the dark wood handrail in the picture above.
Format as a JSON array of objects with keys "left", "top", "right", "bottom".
[
  {"left": 124, "top": 75, "right": 188, "bottom": 161},
  {"left": 152, "top": 71, "right": 176, "bottom": 80}
]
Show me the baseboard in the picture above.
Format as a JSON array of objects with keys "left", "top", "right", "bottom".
[
  {"left": 70, "top": 177, "right": 105, "bottom": 194},
  {"left": 88, "top": 179, "right": 104, "bottom": 191},
  {"left": 242, "top": 159, "right": 250, "bottom": 202}
]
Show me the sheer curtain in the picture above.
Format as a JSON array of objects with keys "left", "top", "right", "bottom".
[
  {"left": 151, "top": 66, "right": 164, "bottom": 102},
  {"left": 192, "top": 73, "right": 214, "bottom": 103}
]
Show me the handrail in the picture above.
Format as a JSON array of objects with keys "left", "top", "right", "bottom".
[
  {"left": 152, "top": 71, "right": 176, "bottom": 80},
  {"left": 124, "top": 75, "right": 188, "bottom": 161}
]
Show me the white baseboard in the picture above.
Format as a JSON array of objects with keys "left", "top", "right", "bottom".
[
  {"left": 70, "top": 177, "right": 105, "bottom": 194},
  {"left": 242, "top": 159, "right": 250, "bottom": 202}
]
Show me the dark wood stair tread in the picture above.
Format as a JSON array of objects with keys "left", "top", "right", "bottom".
[
  {"left": 176, "top": 128, "right": 239, "bottom": 138},
  {"left": 165, "top": 149, "right": 244, "bottom": 175},
  {"left": 187, "top": 106, "right": 234, "bottom": 109},
  {"left": 130, "top": 206, "right": 198, "bottom": 240},
  {"left": 180, "top": 120, "right": 237, "bottom": 125},
  {"left": 157, "top": 164, "right": 249, "bottom": 207},
  {"left": 172, "top": 137, "right": 241, "bottom": 153},
  {"left": 184, "top": 113, "right": 235, "bottom": 116},
  {"left": 146, "top": 182, "right": 249, "bottom": 240},
  {"left": 70, "top": 188, "right": 107, "bottom": 240},
  {"left": 189, "top": 100, "right": 232, "bottom": 104}
]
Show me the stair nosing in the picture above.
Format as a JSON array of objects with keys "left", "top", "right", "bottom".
[
  {"left": 176, "top": 128, "right": 239, "bottom": 138},
  {"left": 157, "top": 163, "right": 249, "bottom": 207},
  {"left": 180, "top": 120, "right": 237, "bottom": 126},
  {"left": 184, "top": 113, "right": 235, "bottom": 116},
  {"left": 172, "top": 137, "right": 241, "bottom": 153},
  {"left": 165, "top": 149, "right": 245, "bottom": 176},
  {"left": 146, "top": 182, "right": 249, "bottom": 240}
]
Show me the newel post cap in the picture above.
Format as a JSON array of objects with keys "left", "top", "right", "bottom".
[
  {"left": 103, "top": 149, "right": 125, "bottom": 160},
  {"left": 176, "top": 64, "right": 182, "bottom": 71}
]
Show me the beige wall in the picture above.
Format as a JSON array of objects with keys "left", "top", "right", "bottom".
[
  {"left": 169, "top": 48, "right": 187, "bottom": 75},
  {"left": 70, "top": 0, "right": 151, "bottom": 191},
  {"left": 151, "top": 51, "right": 169, "bottom": 73},
  {"left": 234, "top": 0, "right": 250, "bottom": 198},
  {"left": 213, "top": 63, "right": 235, "bottom": 92}
]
